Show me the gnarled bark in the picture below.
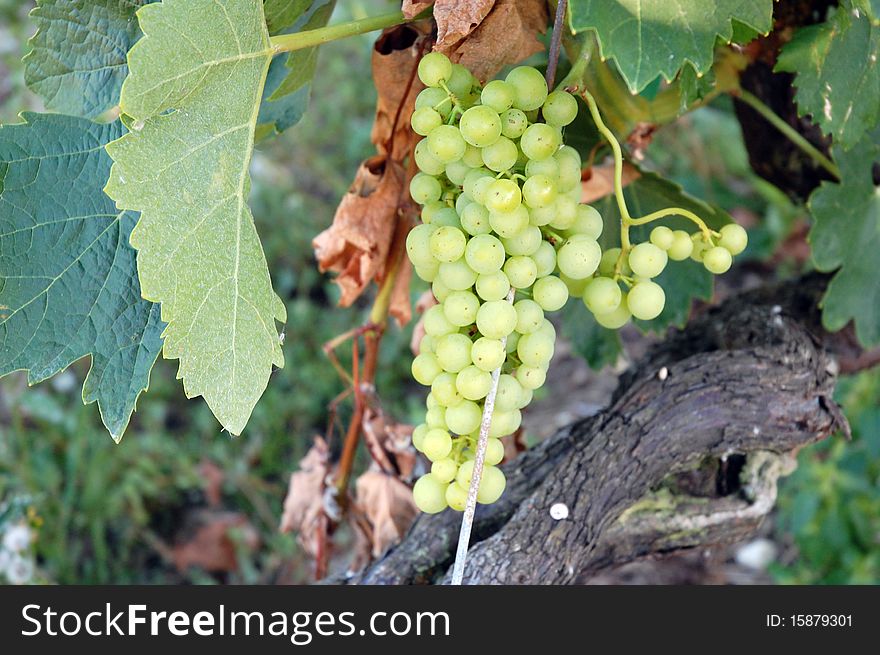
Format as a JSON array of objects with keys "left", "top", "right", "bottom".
[{"left": 341, "top": 274, "right": 848, "bottom": 584}]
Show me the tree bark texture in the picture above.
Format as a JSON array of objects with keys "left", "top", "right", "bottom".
[{"left": 343, "top": 274, "right": 849, "bottom": 584}]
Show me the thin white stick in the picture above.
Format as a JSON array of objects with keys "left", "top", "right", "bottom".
[{"left": 450, "top": 288, "right": 516, "bottom": 585}]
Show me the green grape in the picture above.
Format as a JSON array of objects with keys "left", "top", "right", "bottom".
[
  {"left": 411, "top": 106, "right": 443, "bottom": 136},
  {"left": 528, "top": 203, "right": 556, "bottom": 227},
  {"left": 703, "top": 246, "right": 733, "bottom": 274},
  {"left": 414, "top": 138, "right": 446, "bottom": 175},
  {"left": 481, "top": 135, "right": 519, "bottom": 172},
  {"left": 429, "top": 225, "right": 466, "bottom": 262},
  {"left": 412, "top": 423, "right": 429, "bottom": 451},
  {"left": 422, "top": 428, "right": 453, "bottom": 461},
  {"left": 542, "top": 90, "right": 579, "bottom": 127},
  {"left": 414, "top": 262, "right": 439, "bottom": 282},
  {"left": 410, "top": 172, "right": 442, "bottom": 204},
  {"left": 411, "top": 352, "right": 442, "bottom": 385},
  {"left": 456, "top": 460, "right": 475, "bottom": 487},
  {"left": 406, "top": 223, "right": 437, "bottom": 267},
  {"left": 533, "top": 241, "right": 557, "bottom": 277},
  {"left": 435, "top": 332, "right": 472, "bottom": 372},
  {"left": 582, "top": 277, "right": 622, "bottom": 315},
  {"left": 555, "top": 149, "right": 582, "bottom": 191},
  {"left": 431, "top": 372, "right": 463, "bottom": 407},
  {"left": 666, "top": 230, "right": 693, "bottom": 260},
  {"left": 557, "top": 237, "right": 601, "bottom": 279},
  {"left": 503, "top": 255, "right": 538, "bottom": 288},
  {"left": 514, "top": 299, "right": 544, "bottom": 334},
  {"left": 477, "top": 466, "right": 506, "bottom": 504},
  {"left": 471, "top": 337, "right": 506, "bottom": 371},
  {"left": 484, "top": 178, "right": 521, "bottom": 213},
  {"left": 570, "top": 204, "right": 603, "bottom": 239},
  {"left": 460, "top": 202, "right": 491, "bottom": 236},
  {"left": 445, "top": 159, "right": 472, "bottom": 186},
  {"left": 502, "top": 225, "right": 542, "bottom": 256},
  {"left": 505, "top": 66, "right": 548, "bottom": 111},
  {"left": 445, "top": 482, "right": 468, "bottom": 511},
  {"left": 470, "top": 175, "right": 497, "bottom": 205},
  {"left": 627, "top": 280, "right": 665, "bottom": 320},
  {"left": 456, "top": 365, "right": 493, "bottom": 400},
  {"left": 413, "top": 474, "right": 448, "bottom": 513},
  {"left": 465, "top": 233, "right": 506, "bottom": 273},
  {"left": 597, "top": 247, "right": 623, "bottom": 276},
  {"left": 517, "top": 331, "right": 554, "bottom": 367},
  {"left": 536, "top": 317, "right": 556, "bottom": 339},
  {"left": 532, "top": 275, "right": 569, "bottom": 311},
  {"left": 500, "top": 108, "right": 528, "bottom": 138},
  {"left": 485, "top": 438, "right": 505, "bottom": 466},
  {"left": 445, "top": 400, "right": 483, "bottom": 435},
  {"left": 520, "top": 123, "right": 561, "bottom": 160},
  {"left": 423, "top": 304, "right": 456, "bottom": 336},
  {"left": 418, "top": 51, "right": 453, "bottom": 87},
  {"left": 549, "top": 195, "right": 578, "bottom": 230},
  {"left": 425, "top": 405, "right": 446, "bottom": 428},
  {"left": 495, "top": 374, "right": 523, "bottom": 412},
  {"left": 418, "top": 334, "right": 436, "bottom": 354},
  {"left": 690, "top": 234, "right": 709, "bottom": 262},
  {"left": 561, "top": 272, "right": 589, "bottom": 296},
  {"left": 431, "top": 458, "right": 459, "bottom": 484},
  {"left": 489, "top": 406, "right": 521, "bottom": 438},
  {"left": 489, "top": 205, "right": 530, "bottom": 238},
  {"left": 525, "top": 156, "right": 559, "bottom": 178},
  {"left": 427, "top": 124, "right": 466, "bottom": 163},
  {"left": 522, "top": 174, "right": 558, "bottom": 209},
  {"left": 475, "top": 270, "right": 511, "bottom": 301},
  {"left": 718, "top": 223, "right": 748, "bottom": 255},
  {"left": 431, "top": 206, "right": 460, "bottom": 228},
  {"left": 447, "top": 63, "right": 474, "bottom": 98},
  {"left": 438, "top": 259, "right": 478, "bottom": 290},
  {"left": 460, "top": 105, "right": 502, "bottom": 147},
  {"left": 516, "top": 365, "right": 546, "bottom": 390},
  {"left": 462, "top": 144, "right": 484, "bottom": 168},
  {"left": 426, "top": 392, "right": 439, "bottom": 410},
  {"left": 421, "top": 201, "right": 446, "bottom": 223},
  {"left": 628, "top": 242, "right": 668, "bottom": 278},
  {"left": 462, "top": 167, "right": 492, "bottom": 198},
  {"left": 650, "top": 225, "right": 675, "bottom": 251},
  {"left": 415, "top": 86, "right": 452, "bottom": 118},
  {"left": 481, "top": 79, "right": 516, "bottom": 112},
  {"left": 476, "top": 299, "right": 518, "bottom": 338},
  {"left": 443, "top": 291, "right": 480, "bottom": 327}
]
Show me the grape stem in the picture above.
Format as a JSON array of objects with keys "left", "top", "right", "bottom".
[
  {"left": 545, "top": 0, "right": 569, "bottom": 89},
  {"left": 269, "top": 10, "right": 422, "bottom": 54},
  {"left": 580, "top": 89, "right": 714, "bottom": 277},
  {"left": 450, "top": 287, "right": 516, "bottom": 585}
]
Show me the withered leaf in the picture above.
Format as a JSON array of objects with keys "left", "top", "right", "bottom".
[
  {"left": 434, "top": 0, "right": 496, "bottom": 51},
  {"left": 279, "top": 437, "right": 331, "bottom": 558},
  {"left": 402, "top": 0, "right": 435, "bottom": 19},
  {"left": 172, "top": 510, "right": 258, "bottom": 573},
  {"left": 354, "top": 468, "right": 418, "bottom": 558},
  {"left": 450, "top": 0, "right": 548, "bottom": 81},
  {"left": 409, "top": 290, "right": 437, "bottom": 356},
  {"left": 313, "top": 156, "right": 404, "bottom": 308},
  {"left": 581, "top": 161, "right": 641, "bottom": 204}
]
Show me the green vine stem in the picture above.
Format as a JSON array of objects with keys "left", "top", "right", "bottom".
[
  {"left": 270, "top": 10, "right": 414, "bottom": 54},
  {"left": 735, "top": 89, "right": 841, "bottom": 180}
]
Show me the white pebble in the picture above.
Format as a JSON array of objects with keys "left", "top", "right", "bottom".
[
  {"left": 735, "top": 538, "right": 778, "bottom": 571},
  {"left": 549, "top": 503, "right": 569, "bottom": 520},
  {"left": 657, "top": 366, "right": 668, "bottom": 381}
]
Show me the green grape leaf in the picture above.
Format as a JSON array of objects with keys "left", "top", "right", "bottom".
[
  {"left": 808, "top": 127, "right": 880, "bottom": 346},
  {"left": 257, "top": 0, "right": 335, "bottom": 141},
  {"left": 104, "top": 0, "right": 286, "bottom": 435},
  {"left": 776, "top": 6, "right": 880, "bottom": 150},
  {"left": 0, "top": 113, "right": 163, "bottom": 441},
  {"left": 263, "top": 0, "right": 312, "bottom": 34},
  {"left": 23, "top": 0, "right": 157, "bottom": 119},
  {"left": 561, "top": 302, "right": 622, "bottom": 369},
  {"left": 569, "top": 0, "right": 773, "bottom": 93},
  {"left": 593, "top": 171, "right": 731, "bottom": 332}
]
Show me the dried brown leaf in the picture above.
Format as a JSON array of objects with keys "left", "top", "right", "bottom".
[
  {"left": 355, "top": 469, "right": 418, "bottom": 558},
  {"left": 434, "top": 0, "right": 496, "bottom": 50},
  {"left": 279, "top": 437, "right": 331, "bottom": 558},
  {"left": 172, "top": 510, "right": 258, "bottom": 573},
  {"left": 313, "top": 157, "right": 404, "bottom": 307},
  {"left": 198, "top": 459, "right": 224, "bottom": 507},
  {"left": 409, "top": 290, "right": 438, "bottom": 355},
  {"left": 402, "top": 0, "right": 435, "bottom": 19},
  {"left": 448, "top": 0, "right": 548, "bottom": 81},
  {"left": 581, "top": 161, "right": 641, "bottom": 204}
]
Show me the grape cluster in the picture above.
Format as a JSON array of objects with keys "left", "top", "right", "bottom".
[
  {"left": 406, "top": 53, "right": 602, "bottom": 514},
  {"left": 579, "top": 222, "right": 748, "bottom": 327},
  {"left": 405, "top": 52, "right": 747, "bottom": 514}
]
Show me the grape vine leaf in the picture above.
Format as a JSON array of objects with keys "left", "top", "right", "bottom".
[
  {"left": 593, "top": 171, "right": 731, "bottom": 333},
  {"left": 23, "top": 0, "right": 157, "bottom": 119},
  {"left": 0, "top": 113, "right": 163, "bottom": 441},
  {"left": 808, "top": 127, "right": 880, "bottom": 346},
  {"left": 776, "top": 5, "right": 880, "bottom": 151},
  {"left": 257, "top": 0, "right": 335, "bottom": 141},
  {"left": 568, "top": 0, "right": 773, "bottom": 93},
  {"left": 104, "top": 0, "right": 286, "bottom": 435}
]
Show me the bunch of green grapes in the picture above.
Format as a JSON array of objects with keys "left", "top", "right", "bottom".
[
  {"left": 405, "top": 52, "right": 748, "bottom": 514},
  {"left": 579, "top": 223, "right": 748, "bottom": 328}
]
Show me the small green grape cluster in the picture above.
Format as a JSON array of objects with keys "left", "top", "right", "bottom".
[
  {"left": 406, "top": 52, "right": 604, "bottom": 514},
  {"left": 578, "top": 222, "right": 749, "bottom": 328}
]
